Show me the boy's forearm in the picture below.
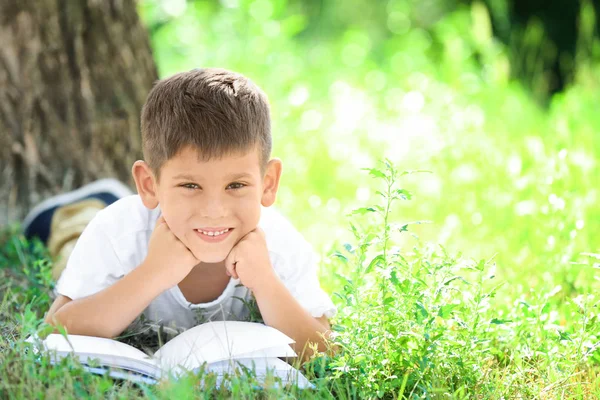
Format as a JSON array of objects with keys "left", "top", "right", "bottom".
[
  {"left": 252, "top": 274, "right": 331, "bottom": 362},
  {"left": 47, "top": 263, "right": 169, "bottom": 338}
]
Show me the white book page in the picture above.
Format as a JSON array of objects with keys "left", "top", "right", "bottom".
[
  {"left": 26, "top": 333, "right": 161, "bottom": 378},
  {"left": 43, "top": 334, "right": 154, "bottom": 364},
  {"left": 155, "top": 321, "right": 296, "bottom": 372},
  {"left": 207, "top": 357, "right": 300, "bottom": 377},
  {"left": 234, "top": 345, "right": 296, "bottom": 360},
  {"left": 205, "top": 358, "right": 313, "bottom": 389}
]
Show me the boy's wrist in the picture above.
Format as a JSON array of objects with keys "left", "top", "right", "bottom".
[
  {"left": 139, "top": 260, "right": 175, "bottom": 292},
  {"left": 250, "top": 270, "right": 281, "bottom": 298}
]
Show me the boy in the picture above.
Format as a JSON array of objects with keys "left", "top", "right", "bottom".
[{"left": 33, "top": 68, "right": 336, "bottom": 359}]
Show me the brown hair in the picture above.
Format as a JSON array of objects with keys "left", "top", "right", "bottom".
[{"left": 140, "top": 68, "right": 272, "bottom": 182}]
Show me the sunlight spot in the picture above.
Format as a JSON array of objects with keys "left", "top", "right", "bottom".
[
  {"left": 300, "top": 110, "right": 322, "bottom": 131},
  {"left": 570, "top": 230, "right": 577, "bottom": 239},
  {"left": 330, "top": 82, "right": 368, "bottom": 133},
  {"left": 439, "top": 214, "right": 461, "bottom": 244},
  {"left": 465, "top": 105, "right": 485, "bottom": 127},
  {"left": 352, "top": 152, "right": 375, "bottom": 169},
  {"left": 547, "top": 235, "right": 556, "bottom": 249},
  {"left": 249, "top": 0, "right": 273, "bottom": 20},
  {"left": 548, "top": 194, "right": 565, "bottom": 210},
  {"left": 450, "top": 110, "right": 467, "bottom": 130},
  {"left": 381, "top": 114, "right": 439, "bottom": 160},
  {"left": 541, "top": 205, "right": 549, "bottom": 214},
  {"left": 445, "top": 214, "right": 461, "bottom": 228},
  {"left": 570, "top": 150, "right": 595, "bottom": 171},
  {"left": 355, "top": 187, "right": 370, "bottom": 202},
  {"left": 471, "top": 212, "right": 482, "bottom": 225},
  {"left": 515, "top": 177, "right": 529, "bottom": 190},
  {"left": 452, "top": 164, "right": 479, "bottom": 183},
  {"left": 420, "top": 175, "right": 441, "bottom": 196},
  {"left": 384, "top": 88, "right": 405, "bottom": 111},
  {"left": 175, "top": 22, "right": 201, "bottom": 46},
  {"left": 263, "top": 21, "right": 280, "bottom": 38},
  {"left": 402, "top": 91, "right": 425, "bottom": 113},
  {"left": 289, "top": 86, "right": 309, "bottom": 106},
  {"left": 408, "top": 72, "right": 430, "bottom": 92},
  {"left": 329, "top": 141, "right": 354, "bottom": 161},
  {"left": 515, "top": 200, "right": 536, "bottom": 216},
  {"left": 525, "top": 136, "right": 545, "bottom": 159},
  {"left": 308, "top": 195, "right": 322, "bottom": 208},
  {"left": 161, "top": 0, "right": 187, "bottom": 17},
  {"left": 549, "top": 285, "right": 562, "bottom": 296},
  {"left": 558, "top": 148, "right": 568, "bottom": 159},
  {"left": 387, "top": 11, "right": 411, "bottom": 34},
  {"left": 327, "top": 198, "right": 341, "bottom": 214},
  {"left": 284, "top": 154, "right": 307, "bottom": 175},
  {"left": 576, "top": 220, "right": 585, "bottom": 230},
  {"left": 507, "top": 155, "right": 522, "bottom": 175},
  {"left": 219, "top": 0, "right": 239, "bottom": 8}
]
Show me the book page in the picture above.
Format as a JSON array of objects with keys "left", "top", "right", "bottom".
[
  {"left": 204, "top": 357, "right": 314, "bottom": 389},
  {"left": 38, "top": 333, "right": 161, "bottom": 377},
  {"left": 155, "top": 321, "right": 296, "bottom": 372},
  {"left": 43, "top": 334, "right": 154, "bottom": 363}
]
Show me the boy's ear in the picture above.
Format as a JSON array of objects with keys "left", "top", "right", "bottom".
[
  {"left": 261, "top": 158, "right": 283, "bottom": 207},
  {"left": 131, "top": 160, "right": 159, "bottom": 209}
]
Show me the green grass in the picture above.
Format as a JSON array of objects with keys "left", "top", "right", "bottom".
[
  {"left": 1, "top": 161, "right": 599, "bottom": 398},
  {"left": 2, "top": 0, "right": 600, "bottom": 398}
]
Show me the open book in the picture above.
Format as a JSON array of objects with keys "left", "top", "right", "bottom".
[{"left": 26, "top": 321, "right": 313, "bottom": 388}]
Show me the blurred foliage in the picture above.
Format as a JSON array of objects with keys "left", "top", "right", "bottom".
[
  {"left": 464, "top": 0, "right": 600, "bottom": 99},
  {"left": 137, "top": 0, "right": 599, "bottom": 296}
]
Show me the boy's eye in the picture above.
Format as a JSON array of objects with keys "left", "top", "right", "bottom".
[
  {"left": 180, "top": 183, "right": 245, "bottom": 190},
  {"left": 181, "top": 183, "right": 199, "bottom": 190},
  {"left": 228, "top": 182, "right": 246, "bottom": 190}
]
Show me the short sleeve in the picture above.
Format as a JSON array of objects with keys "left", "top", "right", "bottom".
[
  {"left": 54, "top": 214, "right": 124, "bottom": 300},
  {"left": 282, "top": 246, "right": 337, "bottom": 319}
]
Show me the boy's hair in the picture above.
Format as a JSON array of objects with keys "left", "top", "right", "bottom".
[{"left": 140, "top": 68, "right": 272, "bottom": 182}]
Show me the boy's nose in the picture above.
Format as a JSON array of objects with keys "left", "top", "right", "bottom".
[{"left": 200, "top": 196, "right": 228, "bottom": 218}]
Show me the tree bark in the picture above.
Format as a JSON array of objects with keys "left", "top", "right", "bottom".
[{"left": 0, "top": 0, "right": 158, "bottom": 227}]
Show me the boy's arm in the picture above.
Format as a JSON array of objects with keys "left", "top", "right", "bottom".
[
  {"left": 252, "top": 274, "right": 334, "bottom": 362},
  {"left": 224, "top": 227, "right": 336, "bottom": 362},
  {"left": 316, "top": 315, "right": 331, "bottom": 330},
  {"left": 45, "top": 294, "right": 73, "bottom": 320},
  {"left": 45, "top": 261, "right": 169, "bottom": 338},
  {"left": 46, "top": 215, "right": 202, "bottom": 339}
]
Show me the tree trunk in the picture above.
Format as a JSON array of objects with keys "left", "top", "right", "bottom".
[{"left": 0, "top": 0, "right": 158, "bottom": 227}]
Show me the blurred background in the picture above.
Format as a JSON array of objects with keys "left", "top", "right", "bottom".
[{"left": 136, "top": 0, "right": 599, "bottom": 293}]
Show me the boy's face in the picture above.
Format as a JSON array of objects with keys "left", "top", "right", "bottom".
[{"left": 133, "top": 145, "right": 281, "bottom": 264}]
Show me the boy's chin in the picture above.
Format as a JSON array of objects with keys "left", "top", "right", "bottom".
[
  {"left": 193, "top": 248, "right": 231, "bottom": 264},
  {"left": 201, "top": 254, "right": 228, "bottom": 264}
]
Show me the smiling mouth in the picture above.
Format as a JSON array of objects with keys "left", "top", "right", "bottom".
[{"left": 194, "top": 228, "right": 232, "bottom": 237}]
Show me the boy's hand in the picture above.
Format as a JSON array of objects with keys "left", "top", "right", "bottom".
[
  {"left": 224, "top": 227, "right": 276, "bottom": 291},
  {"left": 142, "top": 216, "right": 201, "bottom": 290}
]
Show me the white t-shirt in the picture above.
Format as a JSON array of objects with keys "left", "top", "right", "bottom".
[{"left": 55, "top": 195, "right": 336, "bottom": 331}]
